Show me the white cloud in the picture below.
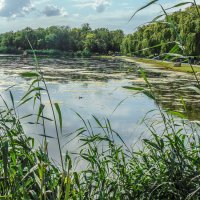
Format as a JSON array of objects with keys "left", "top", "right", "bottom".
[
  {"left": 74, "top": 0, "right": 111, "bottom": 13},
  {"left": 0, "top": 0, "right": 68, "bottom": 18},
  {"left": 42, "top": 5, "right": 68, "bottom": 17},
  {"left": 73, "top": 13, "right": 80, "bottom": 17},
  {"left": 93, "top": 0, "right": 111, "bottom": 13},
  {"left": 0, "top": 0, "right": 34, "bottom": 18}
]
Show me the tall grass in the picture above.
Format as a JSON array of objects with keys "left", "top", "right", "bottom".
[
  {"left": 0, "top": 0, "right": 199, "bottom": 199},
  {"left": 0, "top": 99, "right": 200, "bottom": 199}
]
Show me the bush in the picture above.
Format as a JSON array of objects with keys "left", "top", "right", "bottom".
[
  {"left": 26, "top": 49, "right": 64, "bottom": 56},
  {"left": 74, "top": 50, "right": 92, "bottom": 58},
  {"left": 0, "top": 46, "right": 21, "bottom": 54},
  {"left": 82, "top": 49, "right": 91, "bottom": 57}
]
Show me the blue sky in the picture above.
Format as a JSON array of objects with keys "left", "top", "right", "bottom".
[{"left": 0, "top": 0, "right": 199, "bottom": 33}]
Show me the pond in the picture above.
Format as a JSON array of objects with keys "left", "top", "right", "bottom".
[{"left": 0, "top": 55, "right": 199, "bottom": 162}]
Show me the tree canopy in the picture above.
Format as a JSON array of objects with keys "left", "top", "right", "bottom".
[
  {"left": 0, "top": 6, "right": 199, "bottom": 57},
  {"left": 121, "top": 6, "right": 200, "bottom": 56},
  {"left": 0, "top": 23, "right": 124, "bottom": 54}
]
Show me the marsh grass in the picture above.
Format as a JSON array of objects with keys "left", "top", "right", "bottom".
[
  {"left": 0, "top": 0, "right": 200, "bottom": 199},
  {"left": 0, "top": 95, "right": 200, "bottom": 199}
]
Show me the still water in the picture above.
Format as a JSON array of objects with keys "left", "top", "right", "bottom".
[{"left": 0, "top": 55, "right": 199, "bottom": 162}]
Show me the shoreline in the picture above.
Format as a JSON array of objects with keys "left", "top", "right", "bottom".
[
  {"left": 95, "top": 55, "right": 200, "bottom": 74},
  {"left": 0, "top": 52, "right": 200, "bottom": 74}
]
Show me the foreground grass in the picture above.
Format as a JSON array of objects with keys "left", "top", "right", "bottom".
[{"left": 0, "top": 87, "right": 200, "bottom": 199}]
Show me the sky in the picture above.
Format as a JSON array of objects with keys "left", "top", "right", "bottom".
[{"left": 0, "top": 0, "right": 199, "bottom": 34}]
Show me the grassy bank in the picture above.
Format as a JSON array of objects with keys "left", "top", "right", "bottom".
[
  {"left": 27, "top": 49, "right": 91, "bottom": 57},
  {"left": 95, "top": 55, "right": 200, "bottom": 73},
  {"left": 136, "top": 58, "right": 200, "bottom": 73},
  {"left": 0, "top": 46, "right": 21, "bottom": 54},
  {"left": 0, "top": 48, "right": 92, "bottom": 57}
]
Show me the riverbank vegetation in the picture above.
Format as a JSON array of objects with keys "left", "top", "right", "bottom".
[
  {"left": 0, "top": 24, "right": 124, "bottom": 55},
  {"left": 136, "top": 57, "right": 200, "bottom": 72},
  {"left": 124, "top": 56, "right": 200, "bottom": 73},
  {"left": 121, "top": 5, "right": 200, "bottom": 58},
  {"left": 94, "top": 55, "right": 200, "bottom": 73}
]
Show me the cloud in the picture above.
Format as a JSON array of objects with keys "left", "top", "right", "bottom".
[
  {"left": 0, "top": 0, "right": 34, "bottom": 18},
  {"left": 93, "top": 0, "right": 111, "bottom": 13},
  {"left": 0, "top": 0, "right": 68, "bottom": 18},
  {"left": 74, "top": 0, "right": 111, "bottom": 13},
  {"left": 42, "top": 5, "right": 68, "bottom": 17},
  {"left": 73, "top": 13, "right": 80, "bottom": 17}
]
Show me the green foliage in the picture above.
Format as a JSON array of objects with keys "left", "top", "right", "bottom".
[
  {"left": 0, "top": 25, "right": 124, "bottom": 55},
  {"left": 0, "top": 101, "right": 200, "bottom": 199},
  {"left": 26, "top": 49, "right": 64, "bottom": 56},
  {"left": 0, "top": 46, "right": 20, "bottom": 54},
  {"left": 121, "top": 5, "right": 200, "bottom": 57}
]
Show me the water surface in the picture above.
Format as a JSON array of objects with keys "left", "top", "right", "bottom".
[{"left": 0, "top": 55, "right": 199, "bottom": 162}]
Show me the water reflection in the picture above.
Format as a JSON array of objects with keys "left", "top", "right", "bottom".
[{"left": 128, "top": 62, "right": 200, "bottom": 121}]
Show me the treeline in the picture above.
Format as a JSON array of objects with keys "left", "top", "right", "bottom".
[
  {"left": 0, "top": 23, "right": 124, "bottom": 55},
  {"left": 121, "top": 6, "right": 200, "bottom": 57},
  {"left": 0, "top": 6, "right": 199, "bottom": 57}
]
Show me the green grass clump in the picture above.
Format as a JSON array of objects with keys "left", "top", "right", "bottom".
[
  {"left": 26, "top": 49, "right": 65, "bottom": 56},
  {"left": 0, "top": 46, "right": 21, "bottom": 54},
  {"left": 25, "top": 49, "right": 92, "bottom": 58},
  {"left": 0, "top": 92, "right": 200, "bottom": 199},
  {"left": 74, "top": 50, "right": 92, "bottom": 58}
]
